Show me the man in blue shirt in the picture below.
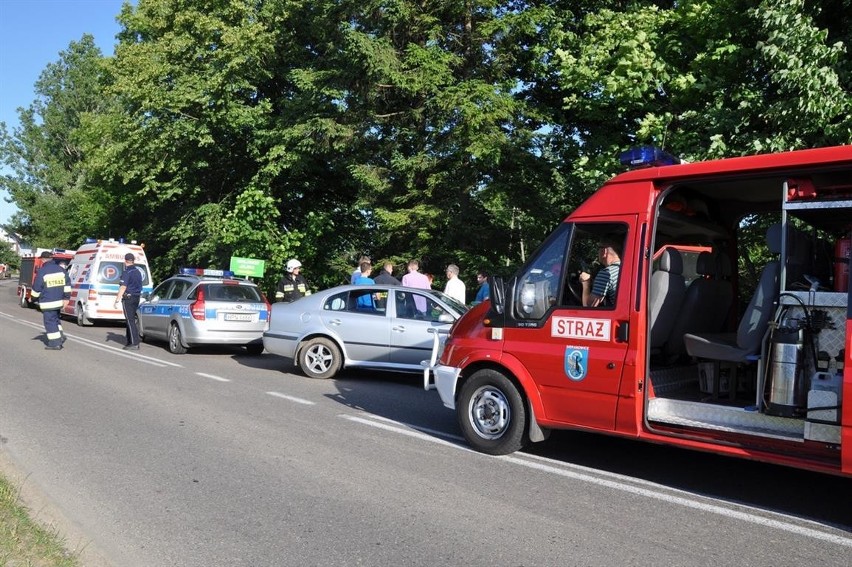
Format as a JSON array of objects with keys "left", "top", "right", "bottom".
[
  {"left": 353, "top": 261, "right": 376, "bottom": 310},
  {"left": 472, "top": 270, "right": 490, "bottom": 305},
  {"left": 114, "top": 253, "right": 145, "bottom": 350}
]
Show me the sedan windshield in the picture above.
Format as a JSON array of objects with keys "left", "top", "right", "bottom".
[{"left": 427, "top": 289, "right": 468, "bottom": 314}]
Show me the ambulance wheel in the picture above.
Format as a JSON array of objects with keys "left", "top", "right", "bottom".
[
  {"left": 458, "top": 369, "right": 528, "bottom": 455},
  {"left": 76, "top": 303, "right": 92, "bottom": 326},
  {"left": 298, "top": 337, "right": 341, "bottom": 379},
  {"left": 168, "top": 323, "right": 188, "bottom": 354}
]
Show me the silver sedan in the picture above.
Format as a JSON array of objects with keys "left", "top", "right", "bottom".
[{"left": 263, "top": 285, "right": 467, "bottom": 379}]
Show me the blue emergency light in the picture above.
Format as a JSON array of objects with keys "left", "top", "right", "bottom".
[
  {"left": 619, "top": 146, "right": 680, "bottom": 168},
  {"left": 179, "top": 267, "right": 235, "bottom": 277}
]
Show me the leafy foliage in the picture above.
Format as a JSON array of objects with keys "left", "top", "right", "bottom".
[{"left": 1, "top": 0, "right": 850, "bottom": 294}]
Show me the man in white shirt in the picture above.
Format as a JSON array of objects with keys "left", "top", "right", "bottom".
[{"left": 443, "top": 264, "right": 466, "bottom": 304}]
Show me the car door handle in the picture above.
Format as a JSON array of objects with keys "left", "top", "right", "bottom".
[
  {"left": 329, "top": 319, "right": 342, "bottom": 326},
  {"left": 392, "top": 325, "right": 405, "bottom": 332}
]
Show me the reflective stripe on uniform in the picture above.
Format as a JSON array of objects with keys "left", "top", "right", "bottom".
[{"left": 39, "top": 300, "right": 65, "bottom": 310}]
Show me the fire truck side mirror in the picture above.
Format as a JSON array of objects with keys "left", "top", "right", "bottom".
[{"left": 489, "top": 276, "right": 505, "bottom": 314}]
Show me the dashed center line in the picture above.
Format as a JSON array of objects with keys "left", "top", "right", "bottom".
[
  {"left": 196, "top": 372, "right": 230, "bottom": 382},
  {"left": 266, "top": 391, "right": 315, "bottom": 405}
]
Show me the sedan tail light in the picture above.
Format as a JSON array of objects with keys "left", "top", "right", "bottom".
[
  {"left": 262, "top": 293, "right": 272, "bottom": 324},
  {"left": 191, "top": 287, "right": 206, "bottom": 320}
]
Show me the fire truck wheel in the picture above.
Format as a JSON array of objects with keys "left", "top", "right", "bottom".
[
  {"left": 458, "top": 369, "right": 528, "bottom": 455},
  {"left": 298, "top": 337, "right": 341, "bottom": 379},
  {"left": 168, "top": 323, "right": 188, "bottom": 354},
  {"left": 19, "top": 292, "right": 28, "bottom": 308},
  {"left": 76, "top": 303, "right": 92, "bottom": 326}
]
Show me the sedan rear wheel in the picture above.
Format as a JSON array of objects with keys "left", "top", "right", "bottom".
[
  {"left": 299, "top": 337, "right": 341, "bottom": 379},
  {"left": 168, "top": 323, "right": 188, "bottom": 354}
]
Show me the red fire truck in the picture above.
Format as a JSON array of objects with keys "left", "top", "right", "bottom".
[
  {"left": 428, "top": 144, "right": 852, "bottom": 477},
  {"left": 17, "top": 249, "right": 74, "bottom": 308}
]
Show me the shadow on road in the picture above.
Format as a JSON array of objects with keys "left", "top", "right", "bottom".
[{"left": 235, "top": 350, "right": 852, "bottom": 531}]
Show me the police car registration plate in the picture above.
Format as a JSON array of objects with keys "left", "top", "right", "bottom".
[{"left": 224, "top": 313, "right": 253, "bottom": 322}]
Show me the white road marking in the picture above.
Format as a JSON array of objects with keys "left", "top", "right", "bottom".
[
  {"left": 266, "top": 391, "right": 315, "bottom": 405},
  {"left": 0, "top": 310, "right": 182, "bottom": 368},
  {"left": 346, "top": 412, "right": 852, "bottom": 548},
  {"left": 358, "top": 413, "right": 466, "bottom": 442},
  {"left": 501, "top": 455, "right": 852, "bottom": 548},
  {"left": 196, "top": 372, "right": 230, "bottom": 382}
]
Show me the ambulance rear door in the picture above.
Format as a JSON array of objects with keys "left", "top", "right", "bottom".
[{"left": 504, "top": 217, "right": 637, "bottom": 431}]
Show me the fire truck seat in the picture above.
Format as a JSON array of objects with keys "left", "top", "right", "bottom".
[
  {"left": 649, "top": 248, "right": 686, "bottom": 350},
  {"left": 683, "top": 224, "right": 781, "bottom": 363},
  {"left": 663, "top": 251, "right": 734, "bottom": 359}
]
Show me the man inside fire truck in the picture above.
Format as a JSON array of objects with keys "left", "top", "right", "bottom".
[{"left": 579, "top": 237, "right": 622, "bottom": 307}]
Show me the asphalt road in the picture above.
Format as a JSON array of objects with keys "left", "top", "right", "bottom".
[{"left": 0, "top": 278, "right": 850, "bottom": 566}]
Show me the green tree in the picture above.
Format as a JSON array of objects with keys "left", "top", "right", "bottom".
[{"left": 0, "top": 35, "right": 113, "bottom": 249}]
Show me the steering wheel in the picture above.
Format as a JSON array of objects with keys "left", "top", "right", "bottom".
[{"left": 565, "top": 260, "right": 591, "bottom": 305}]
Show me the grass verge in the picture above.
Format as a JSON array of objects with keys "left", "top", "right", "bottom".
[{"left": 0, "top": 471, "right": 81, "bottom": 567}]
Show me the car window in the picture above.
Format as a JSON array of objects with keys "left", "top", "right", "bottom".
[
  {"left": 395, "top": 290, "right": 452, "bottom": 322},
  {"left": 166, "top": 280, "right": 191, "bottom": 300},
  {"left": 325, "top": 292, "right": 348, "bottom": 311},
  {"left": 323, "top": 290, "right": 385, "bottom": 315},
  {"left": 151, "top": 280, "right": 173, "bottom": 300}
]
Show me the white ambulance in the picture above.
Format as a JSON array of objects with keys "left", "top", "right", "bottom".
[{"left": 62, "top": 238, "right": 153, "bottom": 326}]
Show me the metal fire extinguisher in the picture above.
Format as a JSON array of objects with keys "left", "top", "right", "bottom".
[{"left": 834, "top": 233, "right": 851, "bottom": 292}]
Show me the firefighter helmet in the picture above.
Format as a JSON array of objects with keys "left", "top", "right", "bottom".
[{"left": 286, "top": 259, "right": 302, "bottom": 273}]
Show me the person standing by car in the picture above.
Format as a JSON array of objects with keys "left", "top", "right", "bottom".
[
  {"left": 401, "top": 259, "right": 430, "bottom": 289},
  {"left": 443, "top": 263, "right": 466, "bottom": 304},
  {"left": 402, "top": 259, "right": 431, "bottom": 313},
  {"left": 353, "top": 261, "right": 376, "bottom": 310},
  {"left": 276, "top": 259, "right": 311, "bottom": 303},
  {"left": 350, "top": 255, "right": 370, "bottom": 284},
  {"left": 31, "top": 251, "right": 71, "bottom": 350},
  {"left": 472, "top": 269, "right": 490, "bottom": 305},
  {"left": 114, "top": 253, "right": 144, "bottom": 350},
  {"left": 373, "top": 261, "right": 400, "bottom": 286}
]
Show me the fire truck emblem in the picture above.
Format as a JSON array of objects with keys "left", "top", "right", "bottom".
[{"left": 564, "top": 345, "right": 589, "bottom": 381}]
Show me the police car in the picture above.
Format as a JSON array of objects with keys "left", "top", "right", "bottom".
[{"left": 136, "top": 268, "right": 270, "bottom": 354}]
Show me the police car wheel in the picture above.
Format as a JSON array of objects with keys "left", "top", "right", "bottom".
[
  {"left": 298, "top": 337, "right": 341, "bottom": 379},
  {"left": 458, "top": 369, "right": 528, "bottom": 455},
  {"left": 168, "top": 323, "right": 188, "bottom": 354},
  {"left": 136, "top": 315, "right": 146, "bottom": 342}
]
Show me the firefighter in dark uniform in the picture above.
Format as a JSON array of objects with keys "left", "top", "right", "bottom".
[
  {"left": 114, "top": 252, "right": 144, "bottom": 350},
  {"left": 31, "top": 251, "right": 71, "bottom": 350},
  {"left": 275, "top": 259, "right": 311, "bottom": 303}
]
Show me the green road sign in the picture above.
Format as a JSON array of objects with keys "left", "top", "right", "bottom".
[{"left": 230, "top": 256, "right": 265, "bottom": 278}]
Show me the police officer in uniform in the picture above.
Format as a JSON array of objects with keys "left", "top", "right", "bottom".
[
  {"left": 114, "top": 252, "right": 144, "bottom": 350},
  {"left": 275, "top": 259, "right": 311, "bottom": 302},
  {"left": 31, "top": 251, "right": 71, "bottom": 350}
]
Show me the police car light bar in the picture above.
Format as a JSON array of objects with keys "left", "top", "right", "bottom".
[
  {"left": 619, "top": 146, "right": 680, "bottom": 168},
  {"left": 179, "top": 267, "right": 235, "bottom": 277}
]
